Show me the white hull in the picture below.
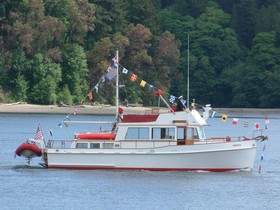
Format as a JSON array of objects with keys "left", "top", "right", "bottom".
[{"left": 45, "top": 140, "right": 258, "bottom": 172}]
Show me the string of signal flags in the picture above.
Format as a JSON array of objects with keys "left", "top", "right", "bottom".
[
  {"left": 79, "top": 54, "right": 270, "bottom": 130},
  {"left": 80, "top": 54, "right": 189, "bottom": 108},
  {"left": 218, "top": 113, "right": 270, "bottom": 130}
]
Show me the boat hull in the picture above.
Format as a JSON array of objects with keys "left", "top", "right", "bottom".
[{"left": 44, "top": 140, "right": 258, "bottom": 172}]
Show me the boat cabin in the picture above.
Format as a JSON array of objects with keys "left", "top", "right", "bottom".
[{"left": 71, "top": 123, "right": 205, "bottom": 149}]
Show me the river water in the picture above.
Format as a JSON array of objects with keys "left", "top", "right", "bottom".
[{"left": 0, "top": 112, "right": 279, "bottom": 210}]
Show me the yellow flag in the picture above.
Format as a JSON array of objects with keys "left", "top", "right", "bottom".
[
  {"left": 222, "top": 114, "right": 228, "bottom": 122},
  {"left": 140, "top": 80, "right": 146, "bottom": 87}
]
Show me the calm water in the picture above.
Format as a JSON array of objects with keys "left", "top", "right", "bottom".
[{"left": 0, "top": 112, "right": 280, "bottom": 210}]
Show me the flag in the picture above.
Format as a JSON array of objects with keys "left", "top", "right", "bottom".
[
  {"left": 112, "top": 54, "right": 118, "bottom": 68},
  {"left": 88, "top": 92, "right": 93, "bottom": 101},
  {"left": 265, "top": 115, "right": 269, "bottom": 129},
  {"left": 94, "top": 84, "right": 99, "bottom": 93},
  {"left": 105, "top": 66, "right": 117, "bottom": 80},
  {"left": 258, "top": 165, "right": 262, "bottom": 173},
  {"left": 211, "top": 111, "right": 216, "bottom": 118},
  {"left": 169, "top": 95, "right": 175, "bottom": 103},
  {"left": 222, "top": 114, "right": 228, "bottom": 122},
  {"left": 255, "top": 123, "right": 260, "bottom": 129},
  {"left": 58, "top": 122, "right": 62, "bottom": 128},
  {"left": 243, "top": 120, "right": 249, "bottom": 127},
  {"left": 49, "top": 130, "right": 53, "bottom": 136},
  {"left": 130, "top": 74, "right": 137, "bottom": 82},
  {"left": 232, "top": 118, "right": 238, "bottom": 125},
  {"left": 122, "top": 68, "right": 128, "bottom": 74},
  {"left": 261, "top": 154, "right": 264, "bottom": 161},
  {"left": 265, "top": 115, "right": 269, "bottom": 123},
  {"left": 74, "top": 106, "right": 77, "bottom": 115},
  {"left": 148, "top": 84, "right": 154, "bottom": 89},
  {"left": 140, "top": 80, "right": 146, "bottom": 87},
  {"left": 34, "top": 126, "right": 43, "bottom": 140}
]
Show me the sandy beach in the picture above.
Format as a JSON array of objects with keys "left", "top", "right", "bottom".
[
  {"left": 0, "top": 102, "right": 169, "bottom": 115},
  {"left": 0, "top": 102, "right": 279, "bottom": 116}
]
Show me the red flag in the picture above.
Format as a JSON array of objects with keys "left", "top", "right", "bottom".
[
  {"left": 34, "top": 126, "right": 43, "bottom": 140},
  {"left": 232, "top": 118, "right": 238, "bottom": 125},
  {"left": 130, "top": 74, "right": 137, "bottom": 82},
  {"left": 258, "top": 165, "right": 262, "bottom": 173},
  {"left": 88, "top": 92, "right": 93, "bottom": 101},
  {"left": 255, "top": 123, "right": 260, "bottom": 129}
]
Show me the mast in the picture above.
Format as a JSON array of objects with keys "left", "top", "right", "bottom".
[
  {"left": 116, "top": 50, "right": 119, "bottom": 117},
  {"left": 187, "top": 34, "right": 190, "bottom": 109}
]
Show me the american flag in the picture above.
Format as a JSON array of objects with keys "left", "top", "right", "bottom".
[{"left": 34, "top": 126, "right": 43, "bottom": 140}]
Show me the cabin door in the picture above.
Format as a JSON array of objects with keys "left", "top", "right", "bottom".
[
  {"left": 185, "top": 128, "right": 195, "bottom": 145},
  {"left": 177, "top": 127, "right": 194, "bottom": 145}
]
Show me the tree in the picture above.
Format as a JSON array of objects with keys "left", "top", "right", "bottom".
[
  {"left": 61, "top": 44, "right": 89, "bottom": 103},
  {"left": 153, "top": 32, "right": 181, "bottom": 90},
  {"left": 233, "top": 0, "right": 257, "bottom": 48},
  {"left": 28, "top": 54, "right": 62, "bottom": 104},
  {"left": 126, "top": 0, "right": 160, "bottom": 34},
  {"left": 173, "top": 0, "right": 207, "bottom": 18}
]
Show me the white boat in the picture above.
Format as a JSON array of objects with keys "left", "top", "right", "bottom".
[{"left": 16, "top": 51, "right": 268, "bottom": 172}]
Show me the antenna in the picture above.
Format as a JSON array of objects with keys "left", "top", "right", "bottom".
[
  {"left": 187, "top": 34, "right": 190, "bottom": 109},
  {"left": 116, "top": 50, "right": 119, "bottom": 118}
]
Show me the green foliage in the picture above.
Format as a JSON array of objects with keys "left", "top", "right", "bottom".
[
  {"left": 57, "top": 85, "right": 73, "bottom": 105},
  {"left": 61, "top": 44, "right": 89, "bottom": 103},
  {"left": 13, "top": 74, "right": 28, "bottom": 101},
  {"left": 1, "top": 0, "right": 280, "bottom": 108}
]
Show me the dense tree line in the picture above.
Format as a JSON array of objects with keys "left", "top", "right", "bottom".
[{"left": 0, "top": 0, "right": 280, "bottom": 108}]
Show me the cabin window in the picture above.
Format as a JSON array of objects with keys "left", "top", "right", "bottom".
[
  {"left": 194, "top": 128, "right": 199, "bottom": 139},
  {"left": 103, "top": 143, "right": 114, "bottom": 149},
  {"left": 177, "top": 127, "right": 186, "bottom": 140},
  {"left": 152, "top": 127, "right": 175, "bottom": 139},
  {"left": 125, "top": 127, "right": 149, "bottom": 139},
  {"left": 76, "top": 143, "right": 88, "bottom": 148},
  {"left": 90, "top": 143, "right": 100, "bottom": 149}
]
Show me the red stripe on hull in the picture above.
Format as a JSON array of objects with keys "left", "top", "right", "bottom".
[{"left": 47, "top": 165, "right": 244, "bottom": 172}]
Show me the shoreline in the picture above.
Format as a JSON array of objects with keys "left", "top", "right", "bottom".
[
  {"left": 0, "top": 103, "right": 280, "bottom": 116},
  {"left": 0, "top": 103, "right": 169, "bottom": 115}
]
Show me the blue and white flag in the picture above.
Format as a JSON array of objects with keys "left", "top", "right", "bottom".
[
  {"left": 122, "top": 68, "right": 128, "bottom": 74},
  {"left": 169, "top": 95, "right": 175, "bottom": 103},
  {"left": 94, "top": 84, "right": 99, "bottom": 93},
  {"left": 148, "top": 84, "right": 154, "bottom": 89},
  {"left": 211, "top": 111, "right": 216, "bottom": 118}
]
